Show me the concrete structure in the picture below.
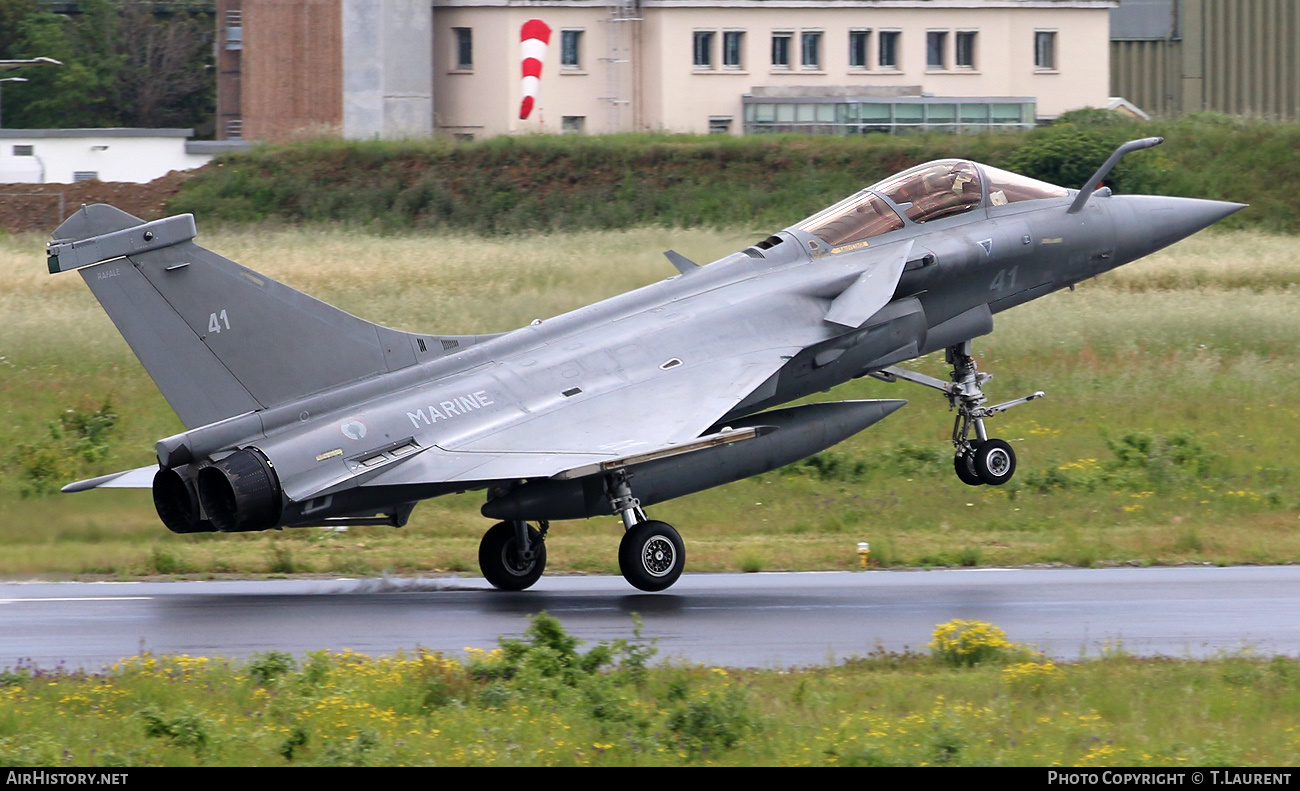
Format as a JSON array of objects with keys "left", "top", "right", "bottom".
[
  {"left": 217, "top": 0, "right": 1117, "bottom": 141},
  {"left": 1111, "top": 0, "right": 1300, "bottom": 119},
  {"left": 0, "top": 129, "right": 247, "bottom": 184},
  {"left": 344, "top": 0, "right": 434, "bottom": 138}
]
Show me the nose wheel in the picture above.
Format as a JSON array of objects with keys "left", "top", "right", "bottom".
[
  {"left": 964, "top": 438, "right": 1017, "bottom": 485},
  {"left": 874, "top": 341, "right": 1040, "bottom": 487},
  {"left": 954, "top": 444, "right": 985, "bottom": 486}
]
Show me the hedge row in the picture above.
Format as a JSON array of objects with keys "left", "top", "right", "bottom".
[{"left": 168, "top": 112, "right": 1299, "bottom": 234}]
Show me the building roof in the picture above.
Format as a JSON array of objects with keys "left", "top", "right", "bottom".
[
  {"left": 433, "top": 0, "right": 1116, "bottom": 7},
  {"left": 0, "top": 128, "right": 195, "bottom": 139},
  {"left": 185, "top": 140, "right": 256, "bottom": 155}
]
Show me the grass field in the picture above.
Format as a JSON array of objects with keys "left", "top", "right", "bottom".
[
  {"left": 2, "top": 614, "right": 1298, "bottom": 767},
  {"left": 1, "top": 226, "right": 1298, "bottom": 578}
]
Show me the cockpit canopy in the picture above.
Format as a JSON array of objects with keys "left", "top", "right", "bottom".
[
  {"left": 873, "top": 160, "right": 983, "bottom": 225},
  {"left": 796, "top": 159, "right": 1069, "bottom": 250}
]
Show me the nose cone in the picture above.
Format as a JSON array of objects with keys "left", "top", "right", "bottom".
[{"left": 1114, "top": 195, "right": 1247, "bottom": 261}]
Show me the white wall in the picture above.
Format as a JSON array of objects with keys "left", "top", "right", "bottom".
[{"left": 0, "top": 131, "right": 214, "bottom": 184}]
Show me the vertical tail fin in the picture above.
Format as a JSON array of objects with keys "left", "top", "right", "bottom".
[{"left": 49, "top": 205, "right": 488, "bottom": 429}]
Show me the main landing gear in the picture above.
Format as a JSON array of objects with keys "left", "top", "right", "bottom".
[
  {"left": 605, "top": 471, "right": 686, "bottom": 592},
  {"left": 477, "top": 471, "right": 686, "bottom": 592},
  {"left": 873, "top": 341, "right": 1044, "bottom": 487},
  {"left": 478, "top": 520, "right": 548, "bottom": 591}
]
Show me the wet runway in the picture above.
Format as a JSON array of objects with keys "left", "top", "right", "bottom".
[{"left": 2, "top": 565, "right": 1297, "bottom": 670}]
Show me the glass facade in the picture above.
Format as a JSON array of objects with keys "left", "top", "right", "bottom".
[{"left": 743, "top": 97, "right": 1035, "bottom": 135}]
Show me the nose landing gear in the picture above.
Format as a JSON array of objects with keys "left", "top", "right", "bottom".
[{"left": 874, "top": 341, "right": 1042, "bottom": 486}]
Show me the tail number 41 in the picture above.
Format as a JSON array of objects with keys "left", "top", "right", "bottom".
[
  {"left": 990, "top": 266, "right": 1018, "bottom": 292},
  {"left": 208, "top": 309, "right": 231, "bottom": 334}
]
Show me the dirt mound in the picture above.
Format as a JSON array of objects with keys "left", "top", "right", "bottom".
[{"left": 0, "top": 170, "right": 191, "bottom": 234}]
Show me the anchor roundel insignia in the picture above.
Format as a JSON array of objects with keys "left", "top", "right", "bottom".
[{"left": 341, "top": 420, "right": 367, "bottom": 440}]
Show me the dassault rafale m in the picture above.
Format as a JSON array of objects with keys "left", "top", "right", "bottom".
[{"left": 48, "top": 138, "right": 1242, "bottom": 592}]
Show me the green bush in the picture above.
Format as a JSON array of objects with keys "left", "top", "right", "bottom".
[
  {"left": 10, "top": 400, "right": 118, "bottom": 498},
  {"left": 1019, "top": 430, "right": 1217, "bottom": 496},
  {"left": 664, "top": 684, "right": 754, "bottom": 758},
  {"left": 139, "top": 707, "right": 209, "bottom": 753},
  {"left": 248, "top": 651, "right": 297, "bottom": 685}
]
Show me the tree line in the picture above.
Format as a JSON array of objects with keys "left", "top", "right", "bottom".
[{"left": 0, "top": 0, "right": 215, "bottom": 134}]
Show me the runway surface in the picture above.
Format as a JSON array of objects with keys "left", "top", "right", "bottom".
[{"left": 2, "top": 565, "right": 1297, "bottom": 670}]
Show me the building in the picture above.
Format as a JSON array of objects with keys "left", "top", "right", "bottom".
[
  {"left": 216, "top": 0, "right": 1116, "bottom": 142},
  {"left": 0, "top": 129, "right": 246, "bottom": 184},
  {"left": 1111, "top": 0, "right": 1300, "bottom": 119}
]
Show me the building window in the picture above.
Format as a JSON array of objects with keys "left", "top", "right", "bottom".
[
  {"left": 709, "top": 116, "right": 732, "bottom": 134},
  {"left": 956, "top": 31, "right": 977, "bottom": 68},
  {"left": 926, "top": 31, "right": 947, "bottom": 70},
  {"left": 1035, "top": 31, "right": 1056, "bottom": 70},
  {"left": 879, "top": 31, "right": 900, "bottom": 69},
  {"left": 561, "top": 30, "right": 583, "bottom": 69},
  {"left": 225, "top": 119, "right": 243, "bottom": 139},
  {"left": 224, "top": 9, "right": 243, "bottom": 51},
  {"left": 693, "top": 31, "right": 715, "bottom": 68},
  {"left": 723, "top": 31, "right": 744, "bottom": 68},
  {"left": 454, "top": 28, "right": 473, "bottom": 70},
  {"left": 849, "top": 30, "right": 870, "bottom": 69},
  {"left": 12, "top": 145, "right": 33, "bottom": 156},
  {"left": 73, "top": 171, "right": 99, "bottom": 182},
  {"left": 801, "top": 31, "right": 822, "bottom": 69},
  {"left": 771, "top": 32, "right": 792, "bottom": 68},
  {"left": 453, "top": 133, "right": 475, "bottom": 142},
  {"left": 562, "top": 116, "right": 586, "bottom": 134}
]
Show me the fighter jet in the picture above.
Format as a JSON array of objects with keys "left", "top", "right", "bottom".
[{"left": 47, "top": 137, "right": 1242, "bottom": 592}]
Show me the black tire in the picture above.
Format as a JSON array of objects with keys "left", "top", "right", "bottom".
[
  {"left": 954, "top": 444, "right": 986, "bottom": 487},
  {"left": 618, "top": 520, "right": 685, "bottom": 592},
  {"left": 478, "top": 521, "right": 546, "bottom": 591},
  {"left": 972, "top": 439, "right": 1017, "bottom": 485}
]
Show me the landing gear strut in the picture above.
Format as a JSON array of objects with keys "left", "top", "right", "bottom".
[
  {"left": 607, "top": 471, "right": 685, "bottom": 591},
  {"left": 874, "top": 341, "right": 1043, "bottom": 486},
  {"left": 478, "top": 520, "right": 548, "bottom": 591}
]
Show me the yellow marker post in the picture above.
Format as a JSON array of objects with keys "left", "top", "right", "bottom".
[{"left": 857, "top": 542, "right": 870, "bottom": 568}]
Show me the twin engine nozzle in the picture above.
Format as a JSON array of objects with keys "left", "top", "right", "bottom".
[{"left": 152, "top": 448, "right": 283, "bottom": 534}]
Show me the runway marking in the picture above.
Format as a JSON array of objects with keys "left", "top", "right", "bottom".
[{"left": 0, "top": 597, "right": 152, "bottom": 604}]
